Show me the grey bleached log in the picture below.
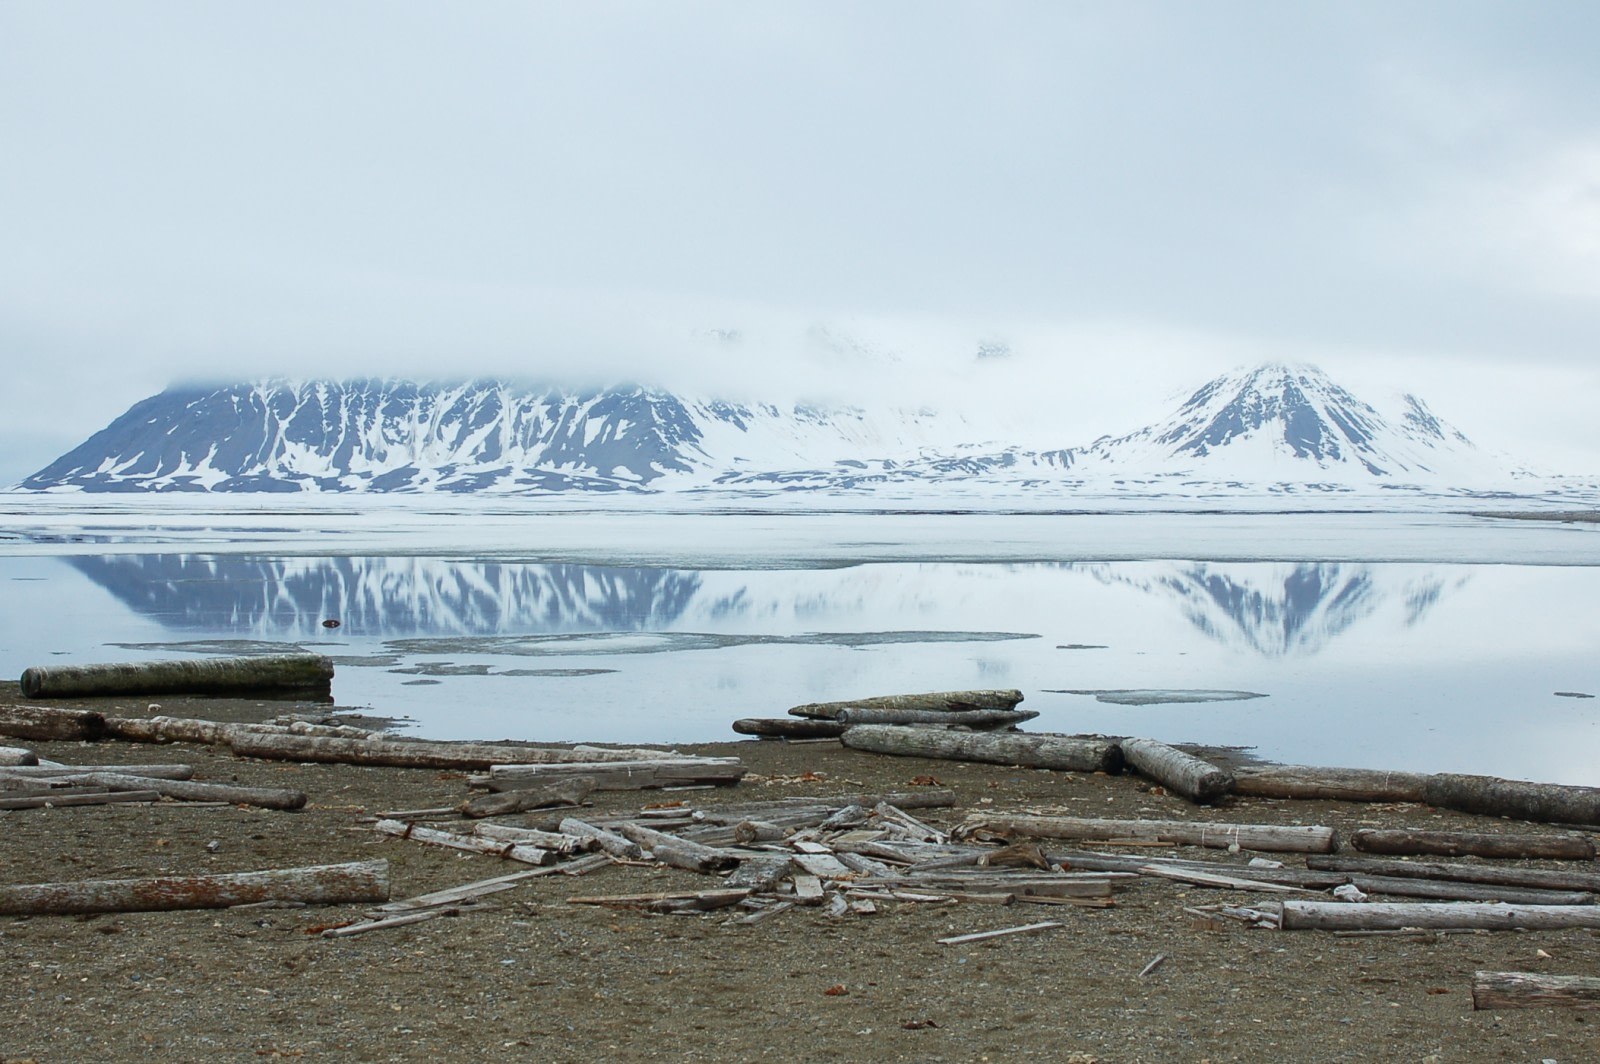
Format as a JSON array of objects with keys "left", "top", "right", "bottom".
[
  {"left": 731, "top": 718, "right": 848, "bottom": 739},
  {"left": 457, "top": 778, "right": 595, "bottom": 818},
  {"left": 1230, "top": 764, "right": 1431, "bottom": 803},
  {"left": 1277, "top": 900, "right": 1600, "bottom": 932},
  {"left": 733, "top": 820, "right": 788, "bottom": 844},
  {"left": 1343, "top": 874, "right": 1592, "bottom": 906},
  {"left": 567, "top": 888, "right": 752, "bottom": 914},
  {"left": 0, "top": 706, "right": 108, "bottom": 742},
  {"left": 842, "top": 726, "right": 1123, "bottom": 774},
  {"left": 1349, "top": 828, "right": 1595, "bottom": 861},
  {"left": 1053, "top": 851, "right": 1348, "bottom": 888},
  {"left": 481, "top": 757, "right": 747, "bottom": 791},
  {"left": 0, "top": 789, "right": 163, "bottom": 810},
  {"left": 686, "top": 790, "right": 958, "bottom": 825},
  {"left": 46, "top": 772, "right": 307, "bottom": 811},
  {"left": 1305, "top": 855, "right": 1600, "bottom": 893},
  {"left": 374, "top": 819, "right": 555, "bottom": 865},
  {"left": 1472, "top": 972, "right": 1600, "bottom": 1011},
  {"left": 558, "top": 817, "right": 645, "bottom": 860},
  {"left": 0, "top": 763, "right": 195, "bottom": 780},
  {"left": 1118, "top": 738, "right": 1233, "bottom": 804},
  {"left": 0, "top": 859, "right": 388, "bottom": 916},
  {"left": 0, "top": 746, "right": 38, "bottom": 766},
  {"left": 834, "top": 707, "right": 1038, "bottom": 729},
  {"left": 20, "top": 654, "right": 334, "bottom": 699},
  {"left": 725, "top": 855, "right": 794, "bottom": 892},
  {"left": 614, "top": 822, "right": 740, "bottom": 873},
  {"left": 1424, "top": 773, "right": 1600, "bottom": 827},
  {"left": 968, "top": 814, "right": 1337, "bottom": 854},
  {"left": 789, "top": 689, "right": 1025, "bottom": 720},
  {"left": 471, "top": 824, "right": 594, "bottom": 855},
  {"left": 227, "top": 732, "right": 681, "bottom": 771}
]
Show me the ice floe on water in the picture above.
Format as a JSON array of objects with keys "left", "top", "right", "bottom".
[{"left": 1051, "top": 689, "right": 1269, "bottom": 706}]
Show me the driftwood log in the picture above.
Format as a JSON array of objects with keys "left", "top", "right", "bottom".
[
  {"left": 613, "top": 822, "right": 740, "bottom": 873},
  {"left": 842, "top": 726, "right": 1123, "bottom": 773},
  {"left": 1118, "top": 738, "right": 1233, "bottom": 803},
  {"left": 1342, "top": 874, "right": 1591, "bottom": 906},
  {"left": 1277, "top": 900, "right": 1600, "bottom": 932},
  {"left": 0, "top": 746, "right": 38, "bottom": 766},
  {"left": 39, "top": 772, "right": 307, "bottom": 811},
  {"left": 373, "top": 820, "right": 556, "bottom": 865},
  {"left": 833, "top": 707, "right": 1038, "bottom": 729},
  {"left": 789, "top": 689, "right": 1024, "bottom": 720},
  {"left": 1349, "top": 828, "right": 1595, "bottom": 861},
  {"left": 0, "top": 790, "right": 163, "bottom": 810},
  {"left": 480, "top": 757, "right": 747, "bottom": 791},
  {"left": 1229, "top": 764, "right": 1432, "bottom": 803},
  {"left": 0, "top": 763, "right": 196, "bottom": 780},
  {"left": 967, "top": 814, "right": 1337, "bottom": 854},
  {"left": 19, "top": 654, "right": 334, "bottom": 699},
  {"left": 0, "top": 860, "right": 389, "bottom": 916},
  {"left": 558, "top": 817, "right": 645, "bottom": 860},
  {"left": 227, "top": 733, "right": 685, "bottom": 771},
  {"left": 1424, "top": 773, "right": 1600, "bottom": 827},
  {"left": 456, "top": 778, "right": 595, "bottom": 818},
  {"left": 0, "top": 706, "right": 108, "bottom": 742},
  {"left": 1305, "top": 855, "right": 1600, "bottom": 893},
  {"left": 1472, "top": 972, "right": 1600, "bottom": 1011},
  {"left": 731, "top": 718, "right": 848, "bottom": 739}
]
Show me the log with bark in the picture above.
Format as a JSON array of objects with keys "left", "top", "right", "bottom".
[
  {"left": 1277, "top": 900, "right": 1600, "bottom": 932},
  {"left": 842, "top": 726, "right": 1123, "bottom": 773},
  {"left": 456, "top": 778, "right": 595, "bottom": 818},
  {"left": 833, "top": 707, "right": 1039, "bottom": 729},
  {"left": 20, "top": 653, "right": 334, "bottom": 700},
  {"left": 1349, "top": 828, "right": 1595, "bottom": 860},
  {"left": 0, "top": 706, "right": 108, "bottom": 742},
  {"left": 0, "top": 860, "right": 388, "bottom": 916},
  {"left": 1305, "top": 855, "right": 1600, "bottom": 893},
  {"left": 557, "top": 817, "right": 646, "bottom": 860},
  {"left": 1471, "top": 972, "right": 1600, "bottom": 1011},
  {"left": 478, "top": 757, "right": 747, "bottom": 791},
  {"left": 1117, "top": 738, "right": 1233, "bottom": 804},
  {"left": 1229, "top": 764, "right": 1432, "bottom": 803},
  {"left": 967, "top": 814, "right": 1338, "bottom": 854},
  {"left": 731, "top": 718, "right": 849, "bottom": 739},
  {"left": 788, "top": 689, "right": 1025, "bottom": 720},
  {"left": 1424, "top": 773, "right": 1600, "bottom": 827}
]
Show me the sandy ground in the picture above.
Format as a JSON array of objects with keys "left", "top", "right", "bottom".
[{"left": 3, "top": 689, "right": 1599, "bottom": 1064}]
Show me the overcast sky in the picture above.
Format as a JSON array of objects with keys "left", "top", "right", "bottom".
[{"left": 3, "top": 1, "right": 1598, "bottom": 485}]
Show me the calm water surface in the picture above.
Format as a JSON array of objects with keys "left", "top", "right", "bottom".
[{"left": 3, "top": 549, "right": 1596, "bottom": 783}]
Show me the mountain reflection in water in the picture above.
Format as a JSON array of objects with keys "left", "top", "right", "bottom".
[{"left": 67, "top": 554, "right": 1465, "bottom": 659}]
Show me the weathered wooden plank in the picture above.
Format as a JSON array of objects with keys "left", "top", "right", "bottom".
[{"left": 936, "top": 921, "right": 1063, "bottom": 945}]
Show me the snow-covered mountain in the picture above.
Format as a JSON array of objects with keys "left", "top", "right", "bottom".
[{"left": 17, "top": 363, "right": 1521, "bottom": 494}]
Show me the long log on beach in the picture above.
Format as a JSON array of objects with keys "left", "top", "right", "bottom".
[
  {"left": 373, "top": 820, "right": 556, "bottom": 865},
  {"left": 789, "top": 689, "right": 1025, "bottom": 720},
  {"left": 967, "top": 814, "right": 1337, "bottom": 854},
  {"left": 457, "top": 778, "right": 595, "bottom": 818},
  {"left": 1305, "top": 855, "right": 1600, "bottom": 893},
  {"left": 834, "top": 707, "right": 1038, "bottom": 729},
  {"left": 732, "top": 718, "right": 849, "bottom": 739},
  {"left": 228, "top": 732, "right": 688, "bottom": 771},
  {"left": 1230, "top": 764, "right": 1432, "bottom": 803},
  {"left": 471, "top": 824, "right": 595, "bottom": 855},
  {"left": 41, "top": 772, "right": 307, "bottom": 811},
  {"left": 1349, "top": 828, "right": 1595, "bottom": 861},
  {"left": 0, "top": 763, "right": 196, "bottom": 780},
  {"left": 558, "top": 817, "right": 645, "bottom": 860},
  {"left": 1472, "top": 972, "right": 1600, "bottom": 1011},
  {"left": 1277, "top": 900, "right": 1600, "bottom": 933},
  {"left": 0, "top": 789, "right": 163, "bottom": 810},
  {"left": 1118, "top": 738, "right": 1233, "bottom": 804},
  {"left": 0, "top": 860, "right": 389, "bottom": 916},
  {"left": 1424, "top": 773, "right": 1600, "bottom": 827},
  {"left": 480, "top": 758, "right": 747, "bottom": 791},
  {"left": 1343, "top": 874, "right": 1592, "bottom": 906},
  {"left": 842, "top": 726, "right": 1124, "bottom": 773},
  {"left": 20, "top": 654, "right": 334, "bottom": 699}
]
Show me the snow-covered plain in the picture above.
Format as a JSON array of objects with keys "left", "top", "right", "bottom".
[{"left": 1, "top": 498, "right": 1597, "bottom": 785}]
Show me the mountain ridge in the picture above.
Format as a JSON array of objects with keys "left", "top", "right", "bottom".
[{"left": 17, "top": 363, "right": 1523, "bottom": 495}]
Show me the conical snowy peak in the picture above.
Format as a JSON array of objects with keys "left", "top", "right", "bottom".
[{"left": 1075, "top": 363, "right": 1500, "bottom": 482}]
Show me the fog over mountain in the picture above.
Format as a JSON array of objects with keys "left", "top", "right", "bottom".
[{"left": 18, "top": 363, "right": 1531, "bottom": 496}]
